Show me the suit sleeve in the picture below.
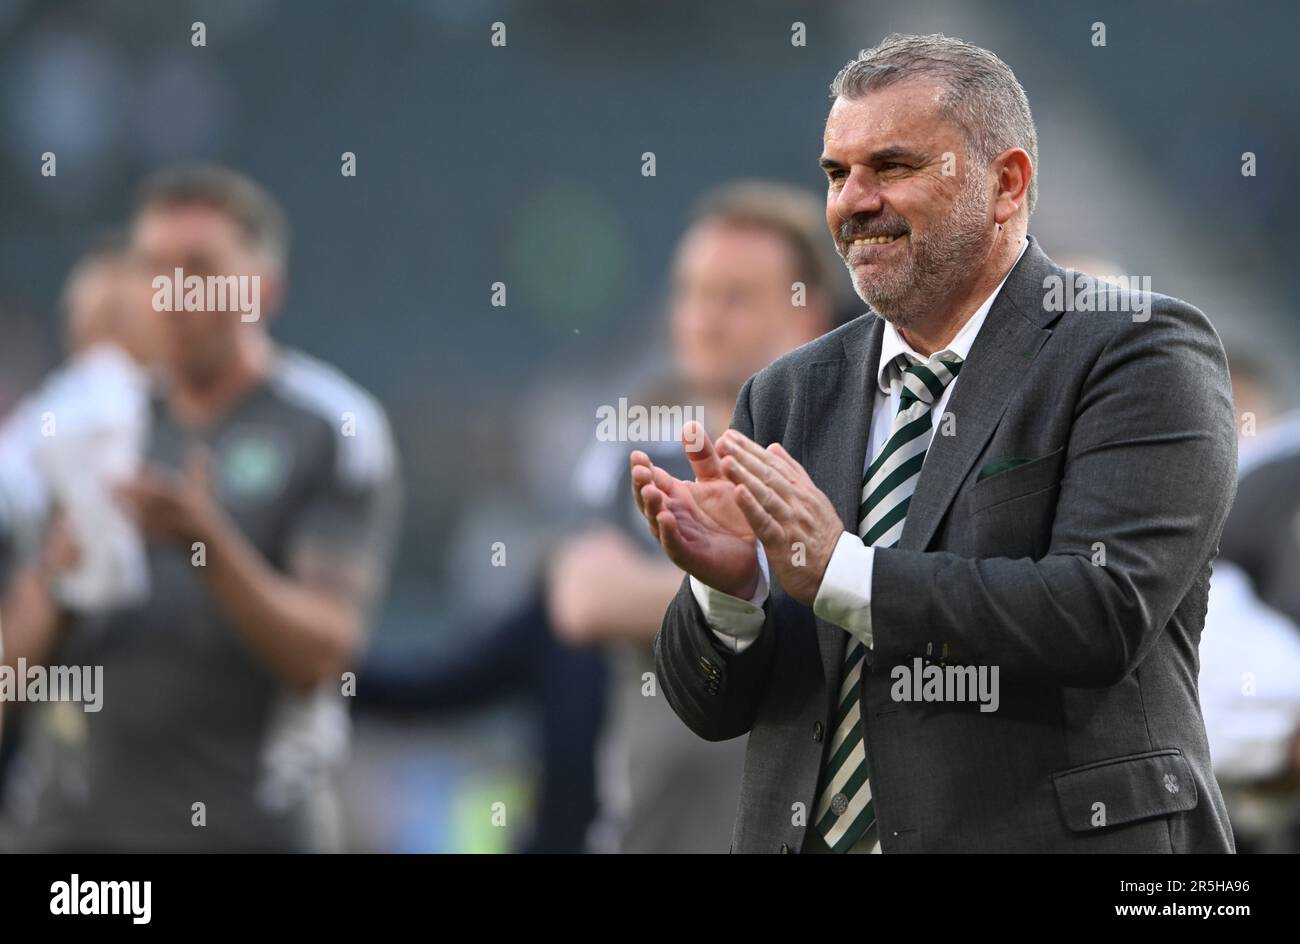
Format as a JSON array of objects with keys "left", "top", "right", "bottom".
[
  {"left": 654, "top": 374, "right": 779, "bottom": 740},
  {"left": 869, "top": 299, "right": 1238, "bottom": 687}
]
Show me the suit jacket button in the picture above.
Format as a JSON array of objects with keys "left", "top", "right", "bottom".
[{"left": 813, "top": 722, "right": 824, "bottom": 742}]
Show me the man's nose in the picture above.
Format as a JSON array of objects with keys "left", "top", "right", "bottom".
[{"left": 834, "top": 167, "right": 884, "bottom": 222}]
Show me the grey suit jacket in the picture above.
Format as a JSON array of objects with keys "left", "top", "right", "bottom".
[{"left": 654, "top": 236, "right": 1238, "bottom": 853}]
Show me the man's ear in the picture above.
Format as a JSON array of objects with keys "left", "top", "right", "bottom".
[{"left": 992, "top": 147, "right": 1032, "bottom": 223}]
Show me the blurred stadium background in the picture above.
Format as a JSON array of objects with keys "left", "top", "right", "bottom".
[{"left": 0, "top": 0, "right": 1297, "bottom": 852}]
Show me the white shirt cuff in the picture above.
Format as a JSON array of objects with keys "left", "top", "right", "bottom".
[
  {"left": 813, "top": 531, "right": 875, "bottom": 649},
  {"left": 690, "top": 541, "right": 770, "bottom": 654}
]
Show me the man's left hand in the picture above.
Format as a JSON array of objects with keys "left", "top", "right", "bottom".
[{"left": 715, "top": 430, "right": 844, "bottom": 606}]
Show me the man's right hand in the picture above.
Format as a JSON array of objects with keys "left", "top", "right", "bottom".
[{"left": 630, "top": 421, "right": 759, "bottom": 599}]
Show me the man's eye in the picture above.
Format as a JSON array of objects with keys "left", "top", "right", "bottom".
[{"left": 880, "top": 162, "right": 904, "bottom": 171}]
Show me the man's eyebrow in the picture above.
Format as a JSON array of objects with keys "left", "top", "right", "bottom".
[
  {"left": 820, "top": 146, "right": 925, "bottom": 170},
  {"left": 869, "top": 146, "right": 920, "bottom": 163}
]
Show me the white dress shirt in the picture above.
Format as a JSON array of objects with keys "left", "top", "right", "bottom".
[{"left": 691, "top": 237, "right": 1029, "bottom": 653}]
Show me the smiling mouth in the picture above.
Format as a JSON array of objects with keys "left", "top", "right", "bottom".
[{"left": 849, "top": 233, "right": 903, "bottom": 247}]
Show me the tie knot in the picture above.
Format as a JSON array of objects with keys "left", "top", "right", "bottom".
[{"left": 897, "top": 353, "right": 963, "bottom": 408}]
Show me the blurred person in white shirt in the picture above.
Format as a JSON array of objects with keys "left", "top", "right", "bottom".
[
  {"left": 1200, "top": 348, "right": 1300, "bottom": 852},
  {"left": 0, "top": 233, "right": 156, "bottom": 607}
]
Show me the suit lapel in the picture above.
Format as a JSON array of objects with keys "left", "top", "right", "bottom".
[{"left": 802, "top": 315, "right": 884, "bottom": 689}]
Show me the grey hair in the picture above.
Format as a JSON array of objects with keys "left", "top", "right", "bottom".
[{"left": 830, "top": 33, "right": 1038, "bottom": 216}]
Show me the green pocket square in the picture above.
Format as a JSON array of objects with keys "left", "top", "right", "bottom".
[{"left": 977, "top": 457, "right": 1034, "bottom": 482}]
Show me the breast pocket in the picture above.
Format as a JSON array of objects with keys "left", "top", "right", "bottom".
[
  {"left": 963, "top": 446, "right": 1065, "bottom": 559},
  {"left": 967, "top": 446, "right": 1065, "bottom": 513}
]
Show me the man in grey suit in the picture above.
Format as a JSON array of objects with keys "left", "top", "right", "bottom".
[{"left": 630, "top": 34, "right": 1237, "bottom": 853}]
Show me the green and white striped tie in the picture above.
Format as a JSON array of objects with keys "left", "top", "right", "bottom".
[{"left": 813, "top": 352, "right": 963, "bottom": 853}]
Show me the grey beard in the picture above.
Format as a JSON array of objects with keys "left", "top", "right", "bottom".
[{"left": 847, "top": 178, "right": 991, "bottom": 329}]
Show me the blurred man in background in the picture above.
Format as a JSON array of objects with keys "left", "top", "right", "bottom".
[
  {"left": 354, "top": 182, "right": 844, "bottom": 853},
  {"left": 550, "top": 181, "right": 843, "bottom": 852},
  {"left": 0, "top": 164, "right": 401, "bottom": 851}
]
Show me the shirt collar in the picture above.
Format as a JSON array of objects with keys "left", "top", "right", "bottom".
[{"left": 876, "top": 236, "right": 1029, "bottom": 394}]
